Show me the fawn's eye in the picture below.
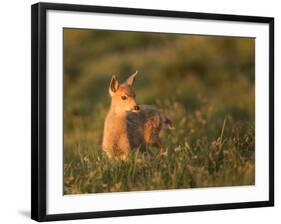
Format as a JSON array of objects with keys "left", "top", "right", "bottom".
[{"left": 121, "top": 95, "right": 127, "bottom": 100}]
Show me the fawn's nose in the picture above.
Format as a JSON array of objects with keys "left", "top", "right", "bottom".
[{"left": 134, "top": 105, "right": 140, "bottom": 111}]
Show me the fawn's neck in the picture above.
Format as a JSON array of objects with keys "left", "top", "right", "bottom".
[
  {"left": 107, "top": 105, "right": 127, "bottom": 124},
  {"left": 108, "top": 102, "right": 127, "bottom": 117},
  {"left": 106, "top": 106, "right": 128, "bottom": 135}
]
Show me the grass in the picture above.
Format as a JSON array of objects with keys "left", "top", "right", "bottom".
[
  {"left": 63, "top": 100, "right": 255, "bottom": 194},
  {"left": 63, "top": 29, "right": 255, "bottom": 195}
]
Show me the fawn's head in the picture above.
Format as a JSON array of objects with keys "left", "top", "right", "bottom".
[{"left": 108, "top": 71, "right": 140, "bottom": 114}]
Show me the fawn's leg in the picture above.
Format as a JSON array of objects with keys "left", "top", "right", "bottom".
[
  {"left": 102, "top": 147, "right": 113, "bottom": 159},
  {"left": 115, "top": 134, "right": 130, "bottom": 160},
  {"left": 115, "top": 149, "right": 129, "bottom": 160}
]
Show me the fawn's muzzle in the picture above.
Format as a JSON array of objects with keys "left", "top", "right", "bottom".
[{"left": 134, "top": 105, "right": 140, "bottom": 111}]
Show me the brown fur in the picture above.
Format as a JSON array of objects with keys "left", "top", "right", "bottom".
[{"left": 102, "top": 72, "right": 173, "bottom": 160}]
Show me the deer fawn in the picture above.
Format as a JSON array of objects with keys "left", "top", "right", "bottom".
[{"left": 102, "top": 71, "right": 174, "bottom": 160}]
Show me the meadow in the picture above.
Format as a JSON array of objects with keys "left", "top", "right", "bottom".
[{"left": 63, "top": 29, "right": 255, "bottom": 194}]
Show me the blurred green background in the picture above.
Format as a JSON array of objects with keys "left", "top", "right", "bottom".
[{"left": 63, "top": 28, "right": 255, "bottom": 194}]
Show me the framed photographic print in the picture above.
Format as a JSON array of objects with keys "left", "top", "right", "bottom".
[{"left": 31, "top": 2, "right": 274, "bottom": 222}]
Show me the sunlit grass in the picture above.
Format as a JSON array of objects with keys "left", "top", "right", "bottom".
[{"left": 64, "top": 101, "right": 254, "bottom": 194}]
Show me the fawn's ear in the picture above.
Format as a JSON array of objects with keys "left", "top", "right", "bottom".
[
  {"left": 109, "top": 75, "right": 119, "bottom": 95},
  {"left": 126, "top": 71, "right": 138, "bottom": 86}
]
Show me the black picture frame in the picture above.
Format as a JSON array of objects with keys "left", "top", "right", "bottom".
[{"left": 31, "top": 2, "right": 274, "bottom": 222}]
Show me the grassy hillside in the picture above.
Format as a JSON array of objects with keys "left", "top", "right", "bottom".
[{"left": 63, "top": 29, "right": 255, "bottom": 194}]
